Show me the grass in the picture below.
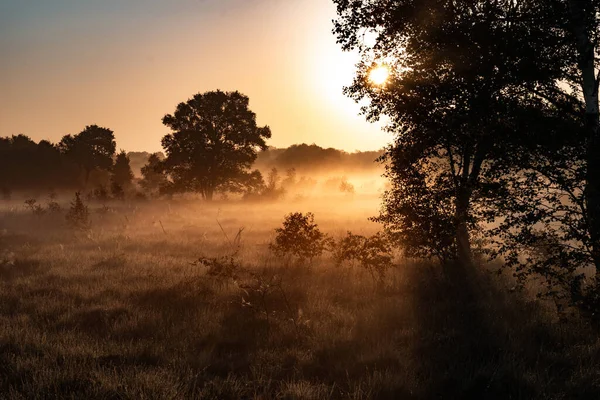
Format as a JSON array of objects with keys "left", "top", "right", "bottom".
[{"left": 1, "top": 196, "right": 599, "bottom": 399}]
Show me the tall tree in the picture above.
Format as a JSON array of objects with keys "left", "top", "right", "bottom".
[
  {"left": 161, "top": 90, "right": 271, "bottom": 200},
  {"left": 562, "top": 0, "right": 600, "bottom": 271},
  {"left": 58, "top": 125, "right": 116, "bottom": 186},
  {"left": 111, "top": 151, "right": 134, "bottom": 198},
  {"left": 333, "top": 0, "right": 568, "bottom": 265},
  {"left": 112, "top": 151, "right": 134, "bottom": 188}
]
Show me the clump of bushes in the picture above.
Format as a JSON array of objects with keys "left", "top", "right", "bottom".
[
  {"left": 334, "top": 231, "right": 394, "bottom": 282},
  {"left": 24, "top": 198, "right": 45, "bottom": 216},
  {"left": 270, "top": 212, "right": 332, "bottom": 263},
  {"left": 66, "top": 192, "right": 90, "bottom": 230}
]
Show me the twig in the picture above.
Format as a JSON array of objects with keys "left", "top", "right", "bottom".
[
  {"left": 216, "top": 218, "right": 233, "bottom": 249},
  {"left": 159, "top": 220, "right": 167, "bottom": 235}
]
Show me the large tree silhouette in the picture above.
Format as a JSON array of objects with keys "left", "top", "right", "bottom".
[
  {"left": 333, "top": 0, "right": 570, "bottom": 266},
  {"left": 58, "top": 125, "right": 116, "bottom": 187},
  {"left": 160, "top": 90, "right": 271, "bottom": 200}
]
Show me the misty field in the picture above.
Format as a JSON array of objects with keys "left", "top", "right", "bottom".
[{"left": 1, "top": 196, "right": 600, "bottom": 399}]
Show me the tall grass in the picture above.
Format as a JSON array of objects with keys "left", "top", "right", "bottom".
[{"left": 0, "top": 198, "right": 599, "bottom": 399}]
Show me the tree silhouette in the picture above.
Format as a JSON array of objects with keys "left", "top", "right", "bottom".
[
  {"left": 160, "top": 90, "right": 271, "bottom": 200},
  {"left": 140, "top": 153, "right": 168, "bottom": 195},
  {"left": 560, "top": 1, "right": 600, "bottom": 272},
  {"left": 112, "top": 151, "right": 133, "bottom": 187},
  {"left": 334, "top": 0, "right": 570, "bottom": 266},
  {"left": 58, "top": 125, "right": 116, "bottom": 187}
]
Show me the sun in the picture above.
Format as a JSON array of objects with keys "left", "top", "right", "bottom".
[{"left": 369, "top": 65, "right": 390, "bottom": 86}]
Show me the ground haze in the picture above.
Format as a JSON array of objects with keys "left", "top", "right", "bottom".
[{"left": 1, "top": 194, "right": 599, "bottom": 399}]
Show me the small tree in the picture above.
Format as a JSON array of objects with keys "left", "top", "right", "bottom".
[
  {"left": 66, "top": 192, "right": 90, "bottom": 231},
  {"left": 262, "top": 168, "right": 285, "bottom": 199},
  {"left": 270, "top": 212, "right": 331, "bottom": 263},
  {"left": 335, "top": 232, "right": 394, "bottom": 282},
  {"left": 58, "top": 125, "right": 116, "bottom": 186},
  {"left": 140, "top": 153, "right": 168, "bottom": 195},
  {"left": 111, "top": 150, "right": 134, "bottom": 194}
]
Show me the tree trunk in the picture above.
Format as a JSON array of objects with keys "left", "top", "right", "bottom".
[
  {"left": 568, "top": 0, "right": 600, "bottom": 273},
  {"left": 455, "top": 189, "right": 473, "bottom": 267},
  {"left": 205, "top": 187, "right": 214, "bottom": 201}
]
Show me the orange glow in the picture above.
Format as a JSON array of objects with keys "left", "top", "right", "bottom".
[{"left": 369, "top": 65, "right": 390, "bottom": 86}]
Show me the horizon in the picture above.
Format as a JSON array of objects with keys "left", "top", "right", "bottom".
[{"left": 0, "top": 0, "right": 391, "bottom": 153}]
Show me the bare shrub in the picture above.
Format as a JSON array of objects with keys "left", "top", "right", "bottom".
[
  {"left": 334, "top": 231, "right": 394, "bottom": 282},
  {"left": 269, "top": 212, "right": 332, "bottom": 263}
]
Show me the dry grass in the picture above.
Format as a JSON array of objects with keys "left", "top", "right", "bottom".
[{"left": 1, "top": 196, "right": 599, "bottom": 399}]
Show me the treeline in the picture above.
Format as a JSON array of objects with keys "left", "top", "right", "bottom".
[
  {"left": 0, "top": 126, "right": 136, "bottom": 199},
  {"left": 254, "top": 144, "right": 383, "bottom": 174}
]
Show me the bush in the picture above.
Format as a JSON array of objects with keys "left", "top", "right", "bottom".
[
  {"left": 334, "top": 232, "right": 394, "bottom": 282},
  {"left": 270, "top": 212, "right": 332, "bottom": 263},
  {"left": 66, "top": 192, "right": 90, "bottom": 230},
  {"left": 93, "top": 185, "right": 110, "bottom": 202},
  {"left": 24, "top": 198, "right": 45, "bottom": 216}
]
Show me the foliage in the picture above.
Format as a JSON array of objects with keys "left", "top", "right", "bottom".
[
  {"left": 339, "top": 177, "right": 355, "bottom": 195},
  {"left": 270, "top": 212, "right": 332, "bottom": 262},
  {"left": 262, "top": 168, "right": 286, "bottom": 199},
  {"left": 58, "top": 125, "right": 116, "bottom": 185},
  {"left": 488, "top": 113, "right": 600, "bottom": 316},
  {"left": 0, "top": 135, "right": 78, "bottom": 192},
  {"left": 111, "top": 181, "right": 125, "bottom": 200},
  {"left": 333, "top": 0, "right": 574, "bottom": 265},
  {"left": 334, "top": 231, "right": 394, "bottom": 282},
  {"left": 24, "top": 198, "right": 45, "bottom": 216},
  {"left": 140, "top": 153, "right": 168, "bottom": 195},
  {"left": 66, "top": 192, "right": 91, "bottom": 231},
  {"left": 111, "top": 150, "right": 134, "bottom": 193},
  {"left": 161, "top": 90, "right": 271, "bottom": 200},
  {"left": 93, "top": 185, "right": 110, "bottom": 202}
]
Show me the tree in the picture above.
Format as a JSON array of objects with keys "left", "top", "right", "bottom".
[
  {"left": 58, "top": 125, "right": 116, "bottom": 186},
  {"left": 333, "top": 0, "right": 568, "bottom": 266},
  {"left": 559, "top": 0, "right": 600, "bottom": 272},
  {"left": 160, "top": 90, "right": 271, "bottom": 200},
  {"left": 111, "top": 150, "right": 134, "bottom": 195},
  {"left": 140, "top": 153, "right": 168, "bottom": 194}
]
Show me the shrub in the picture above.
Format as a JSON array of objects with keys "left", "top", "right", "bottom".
[
  {"left": 93, "top": 185, "right": 110, "bottom": 202},
  {"left": 66, "top": 192, "right": 90, "bottom": 230},
  {"left": 339, "top": 178, "right": 355, "bottom": 195},
  {"left": 111, "top": 181, "right": 125, "bottom": 200},
  {"left": 334, "top": 231, "right": 394, "bottom": 282},
  {"left": 24, "top": 198, "right": 45, "bottom": 216},
  {"left": 270, "top": 212, "right": 332, "bottom": 262}
]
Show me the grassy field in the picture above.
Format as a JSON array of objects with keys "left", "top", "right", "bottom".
[{"left": 1, "top": 195, "right": 600, "bottom": 399}]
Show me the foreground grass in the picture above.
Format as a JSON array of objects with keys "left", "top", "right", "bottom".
[{"left": 1, "top": 198, "right": 599, "bottom": 399}]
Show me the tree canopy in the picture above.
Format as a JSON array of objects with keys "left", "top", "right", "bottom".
[
  {"left": 160, "top": 90, "right": 271, "bottom": 200},
  {"left": 58, "top": 125, "right": 116, "bottom": 186},
  {"left": 333, "top": 0, "right": 580, "bottom": 266}
]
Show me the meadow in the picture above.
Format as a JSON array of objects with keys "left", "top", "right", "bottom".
[{"left": 1, "top": 194, "right": 600, "bottom": 399}]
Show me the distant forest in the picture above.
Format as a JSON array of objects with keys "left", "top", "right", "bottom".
[
  {"left": 0, "top": 133, "right": 382, "bottom": 196},
  {"left": 129, "top": 144, "right": 383, "bottom": 176}
]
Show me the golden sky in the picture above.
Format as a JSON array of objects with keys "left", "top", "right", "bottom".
[{"left": 0, "top": 0, "right": 390, "bottom": 152}]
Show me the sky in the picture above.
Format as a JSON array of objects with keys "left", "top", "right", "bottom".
[{"left": 0, "top": 0, "right": 391, "bottom": 153}]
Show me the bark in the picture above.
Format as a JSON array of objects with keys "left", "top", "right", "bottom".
[
  {"left": 205, "top": 187, "right": 214, "bottom": 201},
  {"left": 568, "top": 0, "right": 600, "bottom": 273},
  {"left": 455, "top": 188, "right": 473, "bottom": 267}
]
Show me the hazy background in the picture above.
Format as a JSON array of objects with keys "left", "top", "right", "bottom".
[{"left": 0, "top": 0, "right": 390, "bottom": 153}]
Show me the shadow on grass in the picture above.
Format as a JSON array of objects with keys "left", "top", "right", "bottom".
[
  {"left": 409, "top": 262, "right": 600, "bottom": 399},
  {"left": 0, "top": 259, "right": 41, "bottom": 281}
]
